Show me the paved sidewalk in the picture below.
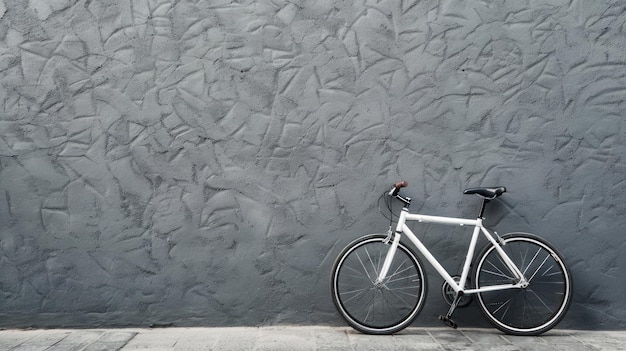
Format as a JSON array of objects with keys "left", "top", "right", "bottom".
[{"left": 1, "top": 326, "right": 625, "bottom": 351}]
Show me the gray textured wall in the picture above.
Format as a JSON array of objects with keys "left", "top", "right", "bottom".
[{"left": 1, "top": 0, "right": 625, "bottom": 329}]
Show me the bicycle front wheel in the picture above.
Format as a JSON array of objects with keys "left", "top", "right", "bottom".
[
  {"left": 474, "top": 233, "right": 572, "bottom": 335},
  {"left": 330, "top": 234, "right": 427, "bottom": 334}
]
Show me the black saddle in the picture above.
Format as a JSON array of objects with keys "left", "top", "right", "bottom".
[{"left": 463, "top": 186, "right": 506, "bottom": 199}]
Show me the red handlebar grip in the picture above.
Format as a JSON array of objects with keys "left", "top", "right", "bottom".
[{"left": 394, "top": 181, "right": 408, "bottom": 189}]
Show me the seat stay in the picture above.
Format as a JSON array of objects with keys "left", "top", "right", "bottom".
[{"left": 478, "top": 225, "right": 528, "bottom": 285}]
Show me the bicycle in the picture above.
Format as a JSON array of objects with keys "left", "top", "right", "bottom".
[{"left": 330, "top": 181, "right": 572, "bottom": 335}]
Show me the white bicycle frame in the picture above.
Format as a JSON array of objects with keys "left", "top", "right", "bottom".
[{"left": 376, "top": 207, "right": 529, "bottom": 295}]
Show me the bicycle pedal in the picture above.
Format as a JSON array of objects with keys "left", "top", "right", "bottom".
[{"left": 439, "top": 315, "right": 458, "bottom": 329}]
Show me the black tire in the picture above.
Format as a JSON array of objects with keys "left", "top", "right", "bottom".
[
  {"left": 330, "top": 234, "right": 427, "bottom": 334},
  {"left": 473, "top": 233, "right": 572, "bottom": 335}
]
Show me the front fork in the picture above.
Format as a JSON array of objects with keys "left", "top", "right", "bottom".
[{"left": 374, "top": 228, "right": 401, "bottom": 286}]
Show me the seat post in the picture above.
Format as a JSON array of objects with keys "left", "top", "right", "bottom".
[{"left": 478, "top": 199, "right": 490, "bottom": 219}]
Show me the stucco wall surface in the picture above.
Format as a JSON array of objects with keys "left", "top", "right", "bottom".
[{"left": 0, "top": 0, "right": 625, "bottom": 329}]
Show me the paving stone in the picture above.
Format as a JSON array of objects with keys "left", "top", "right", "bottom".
[
  {"left": 347, "top": 329, "right": 441, "bottom": 351},
  {"left": 427, "top": 328, "right": 474, "bottom": 349},
  {"left": 81, "top": 331, "right": 137, "bottom": 351},
  {"left": 460, "top": 328, "right": 512, "bottom": 344},
  {"left": 122, "top": 329, "right": 180, "bottom": 350},
  {"left": 255, "top": 328, "right": 316, "bottom": 351},
  {"left": 198, "top": 327, "right": 256, "bottom": 351},
  {"left": 46, "top": 330, "right": 105, "bottom": 351},
  {"left": 0, "top": 330, "right": 42, "bottom": 350},
  {"left": 310, "top": 327, "right": 354, "bottom": 351},
  {"left": 9, "top": 331, "right": 71, "bottom": 351}
]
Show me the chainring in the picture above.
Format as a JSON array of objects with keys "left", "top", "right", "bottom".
[{"left": 441, "top": 275, "right": 473, "bottom": 307}]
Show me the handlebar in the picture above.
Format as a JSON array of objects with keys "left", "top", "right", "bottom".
[{"left": 388, "top": 180, "right": 408, "bottom": 196}]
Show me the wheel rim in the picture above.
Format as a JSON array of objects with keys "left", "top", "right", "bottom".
[
  {"left": 476, "top": 236, "right": 571, "bottom": 333},
  {"left": 333, "top": 238, "right": 425, "bottom": 332}
]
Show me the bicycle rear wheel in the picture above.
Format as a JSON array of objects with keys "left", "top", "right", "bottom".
[
  {"left": 330, "top": 234, "right": 427, "bottom": 334},
  {"left": 474, "top": 233, "right": 572, "bottom": 335}
]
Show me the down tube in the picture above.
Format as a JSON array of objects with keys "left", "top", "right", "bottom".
[{"left": 401, "top": 223, "right": 459, "bottom": 291}]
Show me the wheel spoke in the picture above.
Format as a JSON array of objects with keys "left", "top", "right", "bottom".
[
  {"left": 343, "top": 264, "right": 370, "bottom": 279},
  {"left": 364, "top": 248, "right": 380, "bottom": 279},
  {"left": 386, "top": 259, "right": 409, "bottom": 278},
  {"left": 355, "top": 252, "right": 375, "bottom": 283},
  {"left": 527, "top": 254, "right": 551, "bottom": 283},
  {"left": 491, "top": 297, "right": 512, "bottom": 318},
  {"left": 481, "top": 267, "right": 514, "bottom": 281},
  {"left": 363, "top": 295, "right": 374, "bottom": 322},
  {"left": 385, "top": 287, "right": 414, "bottom": 307},
  {"left": 385, "top": 273, "right": 420, "bottom": 285},
  {"left": 521, "top": 247, "right": 542, "bottom": 277},
  {"left": 528, "top": 289, "right": 553, "bottom": 313},
  {"left": 484, "top": 258, "right": 515, "bottom": 281},
  {"left": 340, "top": 286, "right": 370, "bottom": 300}
]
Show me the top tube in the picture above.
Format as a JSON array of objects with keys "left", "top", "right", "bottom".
[{"left": 403, "top": 212, "right": 480, "bottom": 227}]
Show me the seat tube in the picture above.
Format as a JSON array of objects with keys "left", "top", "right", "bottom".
[{"left": 459, "top": 223, "right": 481, "bottom": 288}]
